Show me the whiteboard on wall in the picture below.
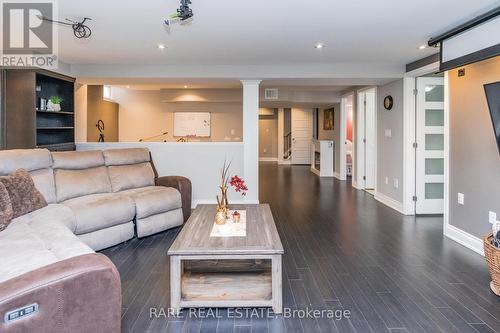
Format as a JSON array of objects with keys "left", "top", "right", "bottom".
[{"left": 173, "top": 112, "right": 211, "bottom": 137}]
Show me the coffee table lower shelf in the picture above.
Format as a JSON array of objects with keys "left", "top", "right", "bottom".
[{"left": 170, "top": 255, "right": 282, "bottom": 313}]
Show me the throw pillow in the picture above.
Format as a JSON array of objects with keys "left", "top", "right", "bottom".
[
  {"left": 0, "top": 169, "right": 47, "bottom": 219},
  {"left": 0, "top": 182, "right": 13, "bottom": 231}
]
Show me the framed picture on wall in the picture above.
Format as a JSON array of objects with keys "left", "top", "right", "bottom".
[{"left": 324, "top": 108, "right": 334, "bottom": 130}]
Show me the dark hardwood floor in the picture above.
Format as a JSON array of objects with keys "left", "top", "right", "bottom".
[{"left": 101, "top": 163, "right": 500, "bottom": 333}]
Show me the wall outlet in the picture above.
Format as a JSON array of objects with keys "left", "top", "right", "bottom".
[
  {"left": 263, "top": 148, "right": 267, "bottom": 153},
  {"left": 385, "top": 129, "right": 392, "bottom": 138},
  {"left": 457, "top": 192, "right": 464, "bottom": 205},
  {"left": 230, "top": 129, "right": 235, "bottom": 135},
  {"left": 393, "top": 178, "right": 399, "bottom": 189},
  {"left": 385, "top": 176, "right": 389, "bottom": 185},
  {"left": 489, "top": 211, "right": 497, "bottom": 225}
]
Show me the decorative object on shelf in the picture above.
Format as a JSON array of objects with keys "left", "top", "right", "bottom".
[
  {"left": 47, "top": 96, "right": 62, "bottom": 112},
  {"left": 232, "top": 210, "right": 241, "bottom": 223},
  {"left": 38, "top": 15, "right": 92, "bottom": 39},
  {"left": 40, "top": 98, "right": 47, "bottom": 111},
  {"left": 96, "top": 120, "right": 105, "bottom": 142},
  {"left": 384, "top": 95, "right": 394, "bottom": 110},
  {"left": 323, "top": 107, "right": 334, "bottom": 130},
  {"left": 163, "top": 0, "right": 193, "bottom": 26}
]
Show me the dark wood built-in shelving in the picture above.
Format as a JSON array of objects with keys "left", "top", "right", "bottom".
[
  {"left": 37, "top": 127, "right": 74, "bottom": 130},
  {"left": 0, "top": 68, "right": 76, "bottom": 151},
  {"left": 37, "top": 110, "right": 74, "bottom": 115}
]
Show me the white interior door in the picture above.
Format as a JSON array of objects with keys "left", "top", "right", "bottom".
[
  {"left": 416, "top": 77, "right": 445, "bottom": 214},
  {"left": 356, "top": 89, "right": 376, "bottom": 190},
  {"left": 291, "top": 108, "right": 312, "bottom": 164},
  {"left": 364, "top": 90, "right": 376, "bottom": 189}
]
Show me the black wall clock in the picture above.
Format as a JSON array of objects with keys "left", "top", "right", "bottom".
[{"left": 384, "top": 95, "right": 393, "bottom": 110}]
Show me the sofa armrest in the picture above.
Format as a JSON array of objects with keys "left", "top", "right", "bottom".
[
  {"left": 156, "top": 175, "right": 192, "bottom": 221},
  {"left": 0, "top": 254, "right": 121, "bottom": 333}
]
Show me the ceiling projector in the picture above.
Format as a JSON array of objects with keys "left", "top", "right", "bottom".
[{"left": 164, "top": 0, "right": 193, "bottom": 26}]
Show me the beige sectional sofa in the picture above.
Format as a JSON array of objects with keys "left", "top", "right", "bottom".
[{"left": 0, "top": 147, "right": 191, "bottom": 333}]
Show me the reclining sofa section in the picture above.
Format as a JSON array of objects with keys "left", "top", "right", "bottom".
[{"left": 0, "top": 147, "right": 191, "bottom": 333}]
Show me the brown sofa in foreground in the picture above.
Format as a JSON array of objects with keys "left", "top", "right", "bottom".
[{"left": 0, "top": 147, "right": 191, "bottom": 332}]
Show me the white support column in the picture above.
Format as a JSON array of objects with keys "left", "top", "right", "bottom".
[{"left": 241, "top": 80, "right": 261, "bottom": 204}]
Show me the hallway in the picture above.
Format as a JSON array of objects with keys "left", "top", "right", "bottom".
[{"left": 106, "top": 163, "right": 498, "bottom": 333}]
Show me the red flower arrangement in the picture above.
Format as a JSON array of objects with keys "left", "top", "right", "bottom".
[{"left": 230, "top": 175, "right": 248, "bottom": 196}]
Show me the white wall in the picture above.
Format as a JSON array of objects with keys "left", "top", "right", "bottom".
[
  {"left": 74, "top": 84, "right": 88, "bottom": 142},
  {"left": 330, "top": 104, "right": 341, "bottom": 174},
  {"left": 448, "top": 57, "right": 500, "bottom": 239},
  {"left": 112, "top": 88, "right": 243, "bottom": 142},
  {"left": 259, "top": 113, "right": 278, "bottom": 160},
  {"left": 76, "top": 142, "right": 246, "bottom": 207},
  {"left": 376, "top": 80, "right": 404, "bottom": 209}
]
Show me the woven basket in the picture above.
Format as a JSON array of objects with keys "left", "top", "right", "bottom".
[{"left": 484, "top": 233, "right": 500, "bottom": 296}]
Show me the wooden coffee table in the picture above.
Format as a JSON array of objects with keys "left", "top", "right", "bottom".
[{"left": 168, "top": 204, "right": 284, "bottom": 313}]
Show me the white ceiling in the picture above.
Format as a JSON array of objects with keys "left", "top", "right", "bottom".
[
  {"left": 77, "top": 77, "right": 388, "bottom": 90},
  {"left": 58, "top": 0, "right": 499, "bottom": 68}
]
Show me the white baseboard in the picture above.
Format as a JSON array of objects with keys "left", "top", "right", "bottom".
[
  {"left": 334, "top": 172, "right": 341, "bottom": 180},
  {"left": 352, "top": 181, "right": 361, "bottom": 190},
  {"left": 444, "top": 224, "right": 484, "bottom": 256},
  {"left": 374, "top": 191, "right": 404, "bottom": 214},
  {"left": 277, "top": 160, "right": 291, "bottom": 165},
  {"left": 259, "top": 157, "right": 278, "bottom": 162},
  {"left": 191, "top": 199, "right": 259, "bottom": 209}
]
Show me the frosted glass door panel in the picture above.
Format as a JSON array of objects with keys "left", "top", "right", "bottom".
[{"left": 416, "top": 77, "right": 445, "bottom": 214}]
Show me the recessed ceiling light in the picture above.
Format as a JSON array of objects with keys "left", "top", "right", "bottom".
[
  {"left": 157, "top": 43, "right": 166, "bottom": 50},
  {"left": 184, "top": 85, "right": 188, "bottom": 89},
  {"left": 418, "top": 45, "right": 427, "bottom": 50},
  {"left": 315, "top": 43, "right": 324, "bottom": 49},
  {"left": 126, "top": 85, "right": 130, "bottom": 89}
]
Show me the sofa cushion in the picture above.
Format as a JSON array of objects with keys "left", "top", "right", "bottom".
[
  {"left": 52, "top": 150, "right": 105, "bottom": 169},
  {"left": 27, "top": 218, "right": 94, "bottom": 260},
  {"left": 103, "top": 148, "right": 150, "bottom": 166},
  {"left": 54, "top": 166, "right": 112, "bottom": 202},
  {"left": 0, "top": 204, "right": 94, "bottom": 283},
  {"left": 120, "top": 186, "right": 182, "bottom": 219},
  {"left": 0, "top": 182, "right": 13, "bottom": 232},
  {"left": 13, "top": 204, "right": 77, "bottom": 232},
  {"left": 77, "top": 222, "right": 135, "bottom": 251},
  {"left": 0, "top": 148, "right": 52, "bottom": 175},
  {"left": 0, "top": 221, "right": 58, "bottom": 283},
  {"left": 108, "top": 163, "right": 155, "bottom": 192},
  {"left": 136, "top": 209, "right": 183, "bottom": 238},
  {"left": 29, "top": 168, "right": 57, "bottom": 204},
  {"left": 0, "top": 148, "right": 56, "bottom": 204},
  {"left": 62, "top": 193, "right": 135, "bottom": 234},
  {"left": 0, "top": 169, "right": 48, "bottom": 219}
]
